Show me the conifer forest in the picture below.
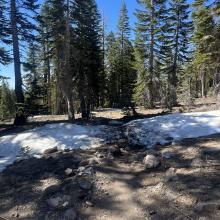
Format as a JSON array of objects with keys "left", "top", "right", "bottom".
[
  {"left": 1, "top": 1, "right": 220, "bottom": 219},
  {"left": 0, "top": 0, "right": 219, "bottom": 124}
]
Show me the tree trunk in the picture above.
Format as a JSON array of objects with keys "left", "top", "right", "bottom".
[
  {"left": 11, "top": 0, "right": 26, "bottom": 125},
  {"left": 66, "top": 91, "right": 74, "bottom": 121},
  {"left": 200, "top": 65, "right": 206, "bottom": 98},
  {"left": 55, "top": 78, "right": 62, "bottom": 114},
  {"left": 148, "top": 0, "right": 155, "bottom": 108},
  {"left": 80, "top": 96, "right": 87, "bottom": 119},
  {"left": 61, "top": 0, "right": 75, "bottom": 120},
  {"left": 171, "top": 11, "right": 180, "bottom": 107}
]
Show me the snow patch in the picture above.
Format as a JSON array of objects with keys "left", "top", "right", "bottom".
[
  {"left": 0, "top": 123, "right": 112, "bottom": 172},
  {"left": 125, "top": 110, "right": 220, "bottom": 148}
]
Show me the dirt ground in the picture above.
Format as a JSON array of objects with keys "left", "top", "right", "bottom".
[
  {"left": 0, "top": 97, "right": 220, "bottom": 220},
  {"left": 1, "top": 133, "right": 220, "bottom": 220}
]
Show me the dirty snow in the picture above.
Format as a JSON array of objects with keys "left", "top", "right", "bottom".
[
  {"left": 0, "top": 123, "right": 115, "bottom": 172},
  {"left": 1, "top": 110, "right": 220, "bottom": 172},
  {"left": 125, "top": 110, "right": 220, "bottom": 148}
]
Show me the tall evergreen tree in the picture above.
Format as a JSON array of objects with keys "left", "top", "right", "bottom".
[
  {"left": 10, "top": 0, "right": 39, "bottom": 124},
  {"left": 106, "top": 32, "right": 120, "bottom": 106},
  {"left": 134, "top": 0, "right": 167, "bottom": 108},
  {"left": 0, "top": 0, "right": 11, "bottom": 64},
  {"left": 192, "top": 0, "right": 215, "bottom": 98},
  {"left": 117, "top": 1, "right": 136, "bottom": 106},
  {"left": 165, "top": 0, "right": 192, "bottom": 107},
  {"left": 0, "top": 77, "right": 15, "bottom": 120},
  {"left": 71, "top": 0, "right": 102, "bottom": 118}
]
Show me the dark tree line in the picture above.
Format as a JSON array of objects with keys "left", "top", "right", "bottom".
[{"left": 0, "top": 0, "right": 220, "bottom": 124}]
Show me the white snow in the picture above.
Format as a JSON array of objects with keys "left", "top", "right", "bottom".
[
  {"left": 0, "top": 123, "right": 113, "bottom": 172},
  {"left": 2, "top": 110, "right": 220, "bottom": 172},
  {"left": 125, "top": 110, "right": 220, "bottom": 148}
]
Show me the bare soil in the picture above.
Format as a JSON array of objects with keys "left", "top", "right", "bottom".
[
  {"left": 0, "top": 98, "right": 219, "bottom": 219},
  {"left": 1, "top": 134, "right": 220, "bottom": 219}
]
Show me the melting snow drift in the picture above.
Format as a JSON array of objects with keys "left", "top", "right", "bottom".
[
  {"left": 0, "top": 123, "right": 113, "bottom": 172},
  {"left": 1, "top": 110, "right": 220, "bottom": 172},
  {"left": 125, "top": 110, "right": 220, "bottom": 148}
]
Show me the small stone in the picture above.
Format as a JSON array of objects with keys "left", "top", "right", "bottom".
[
  {"left": 143, "top": 155, "right": 160, "bottom": 169},
  {"left": 83, "top": 167, "right": 95, "bottom": 176},
  {"left": 11, "top": 212, "right": 19, "bottom": 218},
  {"left": 78, "top": 179, "right": 92, "bottom": 190},
  {"left": 44, "top": 147, "right": 58, "bottom": 154},
  {"left": 63, "top": 208, "right": 77, "bottom": 220},
  {"left": 77, "top": 166, "right": 86, "bottom": 173},
  {"left": 191, "top": 158, "right": 204, "bottom": 167},
  {"left": 86, "top": 201, "right": 94, "bottom": 207},
  {"left": 108, "top": 146, "right": 122, "bottom": 156},
  {"left": 65, "top": 168, "right": 73, "bottom": 176},
  {"left": 95, "top": 151, "right": 105, "bottom": 159},
  {"left": 47, "top": 195, "right": 71, "bottom": 209},
  {"left": 47, "top": 196, "right": 62, "bottom": 208}
]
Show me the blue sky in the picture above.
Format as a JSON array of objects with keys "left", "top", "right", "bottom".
[{"left": 0, "top": 0, "right": 138, "bottom": 88}]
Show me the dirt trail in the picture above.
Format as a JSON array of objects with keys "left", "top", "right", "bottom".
[{"left": 85, "top": 163, "right": 148, "bottom": 220}]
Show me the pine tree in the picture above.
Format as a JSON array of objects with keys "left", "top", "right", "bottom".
[
  {"left": 165, "top": 0, "right": 192, "bottom": 107},
  {"left": 71, "top": 0, "right": 102, "bottom": 118},
  {"left": 117, "top": 1, "right": 136, "bottom": 106},
  {"left": 133, "top": 32, "right": 148, "bottom": 107},
  {"left": 23, "top": 43, "right": 47, "bottom": 115},
  {"left": 38, "top": 3, "right": 53, "bottom": 113},
  {"left": 134, "top": 0, "right": 167, "bottom": 108},
  {"left": 105, "top": 32, "right": 120, "bottom": 106},
  {"left": 0, "top": 0, "right": 11, "bottom": 64},
  {"left": 10, "top": 0, "right": 39, "bottom": 125},
  {"left": 192, "top": 0, "right": 215, "bottom": 98},
  {"left": 0, "top": 77, "right": 15, "bottom": 120}
]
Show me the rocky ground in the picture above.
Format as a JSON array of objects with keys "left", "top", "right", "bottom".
[{"left": 0, "top": 133, "right": 220, "bottom": 220}]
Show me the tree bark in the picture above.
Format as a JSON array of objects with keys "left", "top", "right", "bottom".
[
  {"left": 171, "top": 10, "right": 180, "bottom": 106},
  {"left": 148, "top": 0, "right": 155, "bottom": 108},
  {"left": 61, "top": 0, "right": 75, "bottom": 121},
  {"left": 11, "top": 0, "right": 26, "bottom": 125}
]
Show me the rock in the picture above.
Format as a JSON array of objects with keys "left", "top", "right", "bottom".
[
  {"left": 63, "top": 208, "right": 77, "bottom": 220},
  {"left": 108, "top": 146, "right": 122, "bottom": 157},
  {"left": 44, "top": 147, "right": 58, "bottom": 154},
  {"left": 47, "top": 195, "right": 71, "bottom": 209},
  {"left": 11, "top": 212, "right": 20, "bottom": 218},
  {"left": 77, "top": 166, "right": 94, "bottom": 176},
  {"left": 83, "top": 167, "right": 95, "bottom": 176},
  {"left": 77, "top": 166, "right": 86, "bottom": 173},
  {"left": 47, "top": 197, "right": 62, "bottom": 208},
  {"left": 165, "top": 167, "right": 177, "bottom": 182},
  {"left": 191, "top": 158, "right": 204, "bottom": 167},
  {"left": 86, "top": 201, "right": 94, "bottom": 207},
  {"left": 143, "top": 155, "right": 160, "bottom": 169},
  {"left": 65, "top": 168, "right": 73, "bottom": 176},
  {"left": 78, "top": 179, "right": 92, "bottom": 190},
  {"left": 95, "top": 151, "right": 105, "bottom": 159}
]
